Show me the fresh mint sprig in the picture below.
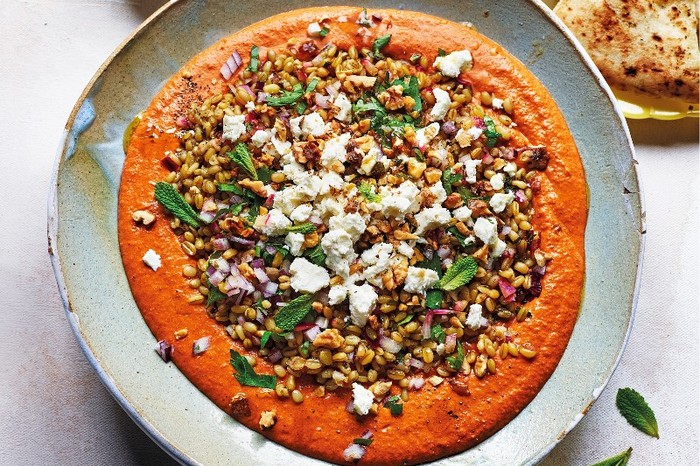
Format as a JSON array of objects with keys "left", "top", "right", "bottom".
[
  {"left": 273, "top": 294, "right": 314, "bottom": 332},
  {"left": 230, "top": 349, "right": 276, "bottom": 389},
  {"left": 616, "top": 388, "right": 660, "bottom": 438},
  {"left": 228, "top": 143, "right": 258, "bottom": 180},
  {"left": 154, "top": 182, "right": 201, "bottom": 228},
  {"left": 439, "top": 256, "right": 478, "bottom": 291}
]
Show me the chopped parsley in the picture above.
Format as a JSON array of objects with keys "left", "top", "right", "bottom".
[
  {"left": 441, "top": 167, "right": 463, "bottom": 195},
  {"left": 319, "top": 26, "right": 330, "bottom": 38},
  {"left": 372, "top": 34, "right": 392, "bottom": 57},
  {"left": 353, "top": 437, "right": 374, "bottom": 446},
  {"left": 267, "top": 83, "right": 304, "bottom": 107},
  {"left": 247, "top": 45, "right": 260, "bottom": 72},
  {"left": 446, "top": 341, "right": 464, "bottom": 371},
  {"left": 304, "top": 244, "right": 326, "bottom": 266},
  {"left": 383, "top": 395, "right": 403, "bottom": 416},
  {"left": 483, "top": 116, "right": 501, "bottom": 147},
  {"left": 285, "top": 223, "right": 317, "bottom": 234},
  {"left": 431, "top": 324, "right": 446, "bottom": 344}
]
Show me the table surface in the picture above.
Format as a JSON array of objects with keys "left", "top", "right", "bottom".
[{"left": 1, "top": 1, "right": 698, "bottom": 465}]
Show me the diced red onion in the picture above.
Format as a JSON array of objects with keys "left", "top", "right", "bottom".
[
  {"left": 175, "top": 115, "right": 190, "bottom": 129},
  {"left": 268, "top": 349, "right": 282, "bottom": 363},
  {"left": 501, "top": 225, "right": 512, "bottom": 236},
  {"left": 212, "top": 258, "right": 231, "bottom": 274},
  {"left": 192, "top": 336, "right": 210, "bottom": 355},
  {"left": 515, "top": 189, "right": 527, "bottom": 204},
  {"left": 422, "top": 311, "right": 433, "bottom": 340},
  {"left": 265, "top": 194, "right": 275, "bottom": 207},
  {"left": 212, "top": 237, "right": 231, "bottom": 251},
  {"left": 343, "top": 442, "right": 366, "bottom": 462},
  {"left": 208, "top": 270, "right": 225, "bottom": 287},
  {"left": 379, "top": 336, "right": 403, "bottom": 354},
  {"left": 498, "top": 277, "right": 517, "bottom": 302},
  {"left": 326, "top": 80, "right": 341, "bottom": 98},
  {"left": 408, "top": 357, "right": 425, "bottom": 370},
  {"left": 482, "top": 152, "right": 494, "bottom": 165},
  {"left": 532, "top": 265, "right": 547, "bottom": 276},
  {"left": 220, "top": 51, "right": 243, "bottom": 80},
  {"left": 303, "top": 325, "right": 322, "bottom": 342},
  {"left": 502, "top": 148, "right": 516, "bottom": 160},
  {"left": 199, "top": 210, "right": 217, "bottom": 224},
  {"left": 441, "top": 121, "right": 457, "bottom": 136},
  {"left": 311, "top": 43, "right": 333, "bottom": 66},
  {"left": 502, "top": 248, "right": 515, "bottom": 259},
  {"left": 308, "top": 215, "right": 323, "bottom": 227},
  {"left": 472, "top": 116, "right": 485, "bottom": 129},
  {"left": 253, "top": 266, "right": 269, "bottom": 284},
  {"left": 346, "top": 400, "right": 355, "bottom": 413},
  {"left": 256, "top": 91, "right": 267, "bottom": 103},
  {"left": 314, "top": 92, "right": 331, "bottom": 108},
  {"left": 315, "top": 316, "right": 329, "bottom": 329},
  {"left": 457, "top": 74, "right": 471, "bottom": 86},
  {"left": 445, "top": 333, "right": 457, "bottom": 354},
  {"left": 229, "top": 236, "right": 256, "bottom": 249},
  {"left": 155, "top": 340, "right": 173, "bottom": 362},
  {"left": 224, "top": 269, "right": 255, "bottom": 296},
  {"left": 437, "top": 245, "right": 451, "bottom": 259},
  {"left": 295, "top": 322, "right": 317, "bottom": 332},
  {"left": 259, "top": 281, "right": 278, "bottom": 297},
  {"left": 430, "top": 309, "right": 455, "bottom": 316},
  {"left": 408, "top": 377, "right": 425, "bottom": 390},
  {"left": 360, "top": 430, "right": 373, "bottom": 440},
  {"left": 240, "top": 84, "right": 255, "bottom": 97}
]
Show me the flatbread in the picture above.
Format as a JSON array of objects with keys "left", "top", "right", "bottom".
[{"left": 555, "top": 0, "right": 699, "bottom": 102}]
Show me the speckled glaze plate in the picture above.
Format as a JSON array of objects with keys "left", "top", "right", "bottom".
[{"left": 48, "top": 1, "right": 643, "bottom": 465}]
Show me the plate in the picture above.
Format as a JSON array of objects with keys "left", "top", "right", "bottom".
[{"left": 48, "top": 1, "right": 643, "bottom": 464}]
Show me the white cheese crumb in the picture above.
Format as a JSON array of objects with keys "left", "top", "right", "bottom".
[
  {"left": 492, "top": 97, "right": 504, "bottom": 109},
  {"left": 348, "top": 283, "right": 378, "bottom": 327},
  {"left": 328, "top": 285, "right": 348, "bottom": 305},
  {"left": 452, "top": 206, "right": 472, "bottom": 222},
  {"left": 397, "top": 242, "right": 414, "bottom": 258},
  {"left": 491, "top": 238, "right": 507, "bottom": 258},
  {"left": 490, "top": 173, "right": 505, "bottom": 191},
  {"left": 142, "top": 249, "right": 161, "bottom": 271},
  {"left": 333, "top": 92, "right": 352, "bottom": 123},
  {"left": 414, "top": 122, "right": 440, "bottom": 148},
  {"left": 222, "top": 114, "right": 246, "bottom": 142},
  {"left": 329, "top": 213, "right": 366, "bottom": 241},
  {"left": 351, "top": 382, "right": 375, "bottom": 415},
  {"left": 403, "top": 267, "right": 440, "bottom": 294},
  {"left": 360, "top": 243, "right": 394, "bottom": 286},
  {"left": 307, "top": 22, "right": 323, "bottom": 37},
  {"left": 290, "top": 204, "right": 313, "bottom": 222},
  {"left": 321, "top": 229, "right": 356, "bottom": 277},
  {"left": 461, "top": 157, "right": 482, "bottom": 184},
  {"left": 503, "top": 162, "right": 517, "bottom": 177},
  {"left": 245, "top": 101, "right": 255, "bottom": 112},
  {"left": 379, "top": 180, "right": 421, "bottom": 220},
  {"left": 473, "top": 217, "right": 498, "bottom": 245},
  {"left": 358, "top": 147, "right": 381, "bottom": 175},
  {"left": 433, "top": 49, "right": 473, "bottom": 77},
  {"left": 414, "top": 206, "right": 452, "bottom": 236},
  {"left": 489, "top": 192, "right": 515, "bottom": 213},
  {"left": 429, "top": 87, "right": 452, "bottom": 121},
  {"left": 466, "top": 303, "right": 488, "bottom": 330},
  {"left": 321, "top": 133, "right": 351, "bottom": 169},
  {"left": 251, "top": 129, "right": 270, "bottom": 148},
  {"left": 285, "top": 232, "right": 306, "bottom": 256},
  {"left": 255, "top": 209, "right": 291, "bottom": 236},
  {"left": 289, "top": 257, "right": 330, "bottom": 293},
  {"left": 467, "top": 126, "right": 483, "bottom": 140},
  {"left": 428, "top": 181, "right": 448, "bottom": 206},
  {"left": 301, "top": 111, "right": 327, "bottom": 138}
]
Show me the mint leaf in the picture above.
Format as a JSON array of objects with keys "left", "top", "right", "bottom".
[
  {"left": 230, "top": 349, "right": 277, "bottom": 389},
  {"left": 274, "top": 294, "right": 314, "bottom": 332},
  {"left": 383, "top": 395, "right": 403, "bottom": 416},
  {"left": 247, "top": 45, "right": 259, "bottom": 72},
  {"left": 285, "top": 223, "right": 317, "bottom": 234},
  {"left": 439, "top": 257, "right": 478, "bottom": 291},
  {"left": 590, "top": 447, "right": 633, "bottom": 466},
  {"left": 228, "top": 143, "right": 257, "bottom": 180},
  {"left": 260, "top": 331, "right": 272, "bottom": 349},
  {"left": 397, "top": 314, "right": 414, "bottom": 325},
  {"left": 305, "top": 78, "right": 319, "bottom": 94},
  {"left": 616, "top": 388, "right": 659, "bottom": 438},
  {"left": 257, "top": 165, "right": 273, "bottom": 183},
  {"left": 425, "top": 290, "right": 443, "bottom": 309},
  {"left": 267, "top": 83, "right": 304, "bottom": 107},
  {"left": 319, "top": 27, "right": 330, "bottom": 38},
  {"left": 442, "top": 167, "right": 463, "bottom": 195},
  {"left": 446, "top": 341, "right": 464, "bottom": 371},
  {"left": 372, "top": 34, "right": 392, "bottom": 56},
  {"left": 154, "top": 182, "right": 201, "bottom": 228},
  {"left": 206, "top": 284, "right": 227, "bottom": 307},
  {"left": 483, "top": 116, "right": 501, "bottom": 148},
  {"left": 353, "top": 437, "right": 374, "bottom": 446},
  {"left": 303, "top": 244, "right": 326, "bottom": 266},
  {"left": 431, "top": 324, "right": 446, "bottom": 344},
  {"left": 358, "top": 182, "right": 381, "bottom": 203}
]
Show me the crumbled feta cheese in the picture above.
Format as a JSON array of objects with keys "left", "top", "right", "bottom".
[
  {"left": 452, "top": 206, "right": 472, "bottom": 222},
  {"left": 467, "top": 126, "right": 483, "bottom": 141},
  {"left": 348, "top": 283, "right": 377, "bottom": 327},
  {"left": 379, "top": 181, "right": 421, "bottom": 220},
  {"left": 397, "top": 242, "right": 414, "bottom": 258},
  {"left": 489, "top": 192, "right": 515, "bottom": 213},
  {"left": 491, "top": 238, "right": 507, "bottom": 258},
  {"left": 255, "top": 209, "right": 291, "bottom": 236},
  {"left": 360, "top": 243, "right": 394, "bottom": 286},
  {"left": 461, "top": 157, "right": 482, "bottom": 184},
  {"left": 321, "top": 133, "right": 351, "bottom": 169},
  {"left": 403, "top": 267, "right": 440, "bottom": 294},
  {"left": 290, "top": 116, "right": 303, "bottom": 139},
  {"left": 473, "top": 217, "right": 498, "bottom": 245},
  {"left": 358, "top": 147, "right": 382, "bottom": 176},
  {"left": 333, "top": 92, "right": 352, "bottom": 123},
  {"left": 428, "top": 181, "right": 448, "bottom": 206},
  {"left": 301, "top": 112, "right": 327, "bottom": 138},
  {"left": 503, "top": 162, "right": 517, "bottom": 177},
  {"left": 433, "top": 49, "right": 473, "bottom": 77},
  {"left": 492, "top": 97, "right": 504, "bottom": 109},
  {"left": 251, "top": 129, "right": 270, "bottom": 148},
  {"left": 290, "top": 204, "right": 313, "bottom": 222},
  {"left": 285, "top": 232, "right": 306, "bottom": 256},
  {"left": 289, "top": 257, "right": 330, "bottom": 293},
  {"left": 328, "top": 285, "right": 348, "bottom": 305},
  {"left": 329, "top": 213, "right": 367, "bottom": 241},
  {"left": 318, "top": 170, "right": 344, "bottom": 195},
  {"left": 314, "top": 196, "right": 345, "bottom": 219},
  {"left": 429, "top": 88, "right": 452, "bottom": 121},
  {"left": 466, "top": 303, "right": 488, "bottom": 330},
  {"left": 222, "top": 114, "right": 246, "bottom": 142},
  {"left": 414, "top": 122, "right": 440, "bottom": 148},
  {"left": 351, "top": 383, "right": 375, "bottom": 416},
  {"left": 245, "top": 101, "right": 256, "bottom": 112},
  {"left": 273, "top": 185, "right": 307, "bottom": 215},
  {"left": 270, "top": 129, "right": 292, "bottom": 156},
  {"left": 414, "top": 206, "right": 452, "bottom": 236},
  {"left": 142, "top": 249, "right": 161, "bottom": 271},
  {"left": 321, "top": 229, "right": 356, "bottom": 277},
  {"left": 490, "top": 173, "right": 505, "bottom": 191},
  {"left": 307, "top": 21, "right": 322, "bottom": 37}
]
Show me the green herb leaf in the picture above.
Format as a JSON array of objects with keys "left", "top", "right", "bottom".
[
  {"left": 217, "top": 183, "right": 256, "bottom": 200},
  {"left": 616, "top": 388, "right": 659, "bottom": 438},
  {"left": 384, "top": 395, "right": 403, "bottom": 416},
  {"left": 304, "top": 243, "right": 327, "bottom": 266},
  {"left": 397, "top": 314, "right": 414, "bottom": 325},
  {"left": 247, "top": 45, "right": 260, "bottom": 72},
  {"left": 306, "top": 78, "right": 319, "bottom": 94},
  {"left": 483, "top": 116, "right": 501, "bottom": 148},
  {"left": 353, "top": 438, "right": 374, "bottom": 446},
  {"left": 295, "top": 101, "right": 308, "bottom": 115},
  {"left": 260, "top": 331, "right": 273, "bottom": 349},
  {"left": 285, "top": 223, "right": 317, "bottom": 234},
  {"left": 392, "top": 76, "right": 422, "bottom": 112},
  {"left": 417, "top": 250, "right": 442, "bottom": 276},
  {"left": 353, "top": 98, "right": 387, "bottom": 118},
  {"left": 425, "top": 290, "right": 443, "bottom": 309},
  {"left": 154, "top": 182, "right": 202, "bottom": 228},
  {"left": 441, "top": 167, "right": 463, "bottom": 195},
  {"left": 372, "top": 34, "right": 392, "bottom": 56},
  {"left": 438, "top": 48, "right": 447, "bottom": 57},
  {"left": 358, "top": 182, "right": 382, "bottom": 203},
  {"left": 319, "top": 26, "right": 330, "bottom": 38},
  {"left": 431, "top": 324, "right": 446, "bottom": 344},
  {"left": 446, "top": 341, "right": 464, "bottom": 371},
  {"left": 206, "top": 284, "right": 227, "bottom": 307},
  {"left": 246, "top": 201, "right": 261, "bottom": 224},
  {"left": 228, "top": 143, "right": 258, "bottom": 180},
  {"left": 267, "top": 83, "right": 304, "bottom": 107},
  {"left": 590, "top": 447, "right": 633, "bottom": 466},
  {"left": 439, "top": 257, "right": 478, "bottom": 291},
  {"left": 274, "top": 294, "right": 314, "bottom": 332},
  {"left": 257, "top": 166, "right": 273, "bottom": 183},
  {"left": 299, "top": 340, "right": 311, "bottom": 357},
  {"left": 409, "top": 53, "right": 421, "bottom": 63},
  {"left": 230, "top": 349, "right": 277, "bottom": 389}
]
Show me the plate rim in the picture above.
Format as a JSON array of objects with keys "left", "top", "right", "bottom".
[{"left": 47, "top": 1, "right": 645, "bottom": 464}]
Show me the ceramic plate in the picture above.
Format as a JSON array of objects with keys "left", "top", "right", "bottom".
[{"left": 48, "top": 1, "right": 643, "bottom": 464}]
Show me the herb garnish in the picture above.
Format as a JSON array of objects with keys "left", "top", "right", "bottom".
[
  {"left": 154, "top": 182, "right": 201, "bottom": 228},
  {"left": 257, "top": 165, "right": 273, "bottom": 183},
  {"left": 260, "top": 331, "right": 273, "bottom": 349},
  {"left": 616, "top": 388, "right": 659, "bottom": 438},
  {"left": 353, "top": 437, "right": 374, "bottom": 446},
  {"left": 409, "top": 53, "right": 421, "bottom": 63},
  {"left": 319, "top": 26, "right": 330, "bottom": 38},
  {"left": 372, "top": 34, "right": 392, "bottom": 57},
  {"left": 446, "top": 226, "right": 475, "bottom": 250},
  {"left": 483, "top": 116, "right": 501, "bottom": 148},
  {"left": 306, "top": 78, "right": 319, "bottom": 94},
  {"left": 591, "top": 447, "right": 633, "bottom": 466},
  {"left": 228, "top": 143, "right": 258, "bottom": 180},
  {"left": 230, "top": 349, "right": 277, "bottom": 389},
  {"left": 358, "top": 182, "right": 381, "bottom": 203},
  {"left": 383, "top": 395, "right": 403, "bottom": 416},
  {"left": 206, "top": 284, "right": 227, "bottom": 307},
  {"left": 441, "top": 167, "right": 463, "bottom": 195},
  {"left": 285, "top": 223, "right": 317, "bottom": 234},
  {"left": 437, "top": 48, "right": 447, "bottom": 57},
  {"left": 304, "top": 243, "right": 327, "bottom": 266},
  {"left": 431, "top": 324, "right": 446, "bottom": 344},
  {"left": 417, "top": 251, "right": 443, "bottom": 309},
  {"left": 273, "top": 294, "right": 314, "bottom": 332},
  {"left": 446, "top": 341, "right": 464, "bottom": 371},
  {"left": 267, "top": 83, "right": 304, "bottom": 107},
  {"left": 391, "top": 76, "right": 422, "bottom": 112},
  {"left": 397, "top": 314, "right": 414, "bottom": 325},
  {"left": 439, "top": 257, "right": 478, "bottom": 291},
  {"left": 247, "top": 45, "right": 260, "bottom": 72}
]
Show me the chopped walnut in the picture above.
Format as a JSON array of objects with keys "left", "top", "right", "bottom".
[
  {"left": 239, "top": 178, "right": 267, "bottom": 197},
  {"left": 303, "top": 231, "right": 319, "bottom": 248},
  {"left": 423, "top": 167, "right": 442, "bottom": 185},
  {"left": 472, "top": 243, "right": 490, "bottom": 264},
  {"left": 132, "top": 210, "right": 155, "bottom": 226},
  {"left": 274, "top": 118, "right": 287, "bottom": 141},
  {"left": 444, "top": 192, "right": 463, "bottom": 209},
  {"left": 407, "top": 158, "right": 427, "bottom": 179},
  {"left": 382, "top": 269, "right": 396, "bottom": 291},
  {"left": 369, "top": 381, "right": 392, "bottom": 398},
  {"left": 313, "top": 329, "right": 345, "bottom": 349},
  {"left": 229, "top": 393, "right": 251, "bottom": 418},
  {"left": 449, "top": 377, "right": 471, "bottom": 396},
  {"left": 377, "top": 85, "right": 406, "bottom": 111},
  {"left": 517, "top": 145, "right": 549, "bottom": 170},
  {"left": 259, "top": 410, "right": 277, "bottom": 430},
  {"left": 427, "top": 375, "right": 444, "bottom": 386},
  {"left": 394, "top": 230, "right": 419, "bottom": 241},
  {"left": 467, "top": 199, "right": 490, "bottom": 217},
  {"left": 345, "top": 75, "right": 377, "bottom": 89},
  {"left": 393, "top": 257, "right": 409, "bottom": 286}
]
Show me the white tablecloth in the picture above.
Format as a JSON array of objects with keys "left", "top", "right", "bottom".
[{"left": 1, "top": 1, "right": 697, "bottom": 464}]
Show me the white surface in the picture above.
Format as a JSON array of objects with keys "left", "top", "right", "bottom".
[{"left": 0, "top": 1, "right": 698, "bottom": 465}]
